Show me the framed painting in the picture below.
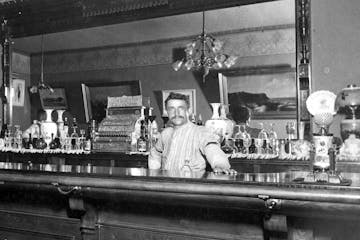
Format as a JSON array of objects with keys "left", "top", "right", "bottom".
[
  {"left": 12, "top": 79, "right": 25, "bottom": 107},
  {"left": 162, "top": 89, "right": 196, "bottom": 116},
  {"left": 219, "top": 66, "right": 297, "bottom": 120},
  {"left": 81, "top": 81, "right": 141, "bottom": 123},
  {"left": 39, "top": 88, "right": 67, "bottom": 110}
]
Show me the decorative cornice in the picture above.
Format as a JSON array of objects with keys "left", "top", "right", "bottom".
[{"left": 31, "top": 26, "right": 295, "bottom": 74}]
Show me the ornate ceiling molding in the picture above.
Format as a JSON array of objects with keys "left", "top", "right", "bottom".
[{"left": 0, "top": 0, "right": 273, "bottom": 38}]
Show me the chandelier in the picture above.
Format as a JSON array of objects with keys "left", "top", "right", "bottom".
[{"left": 172, "top": 11, "right": 237, "bottom": 81}]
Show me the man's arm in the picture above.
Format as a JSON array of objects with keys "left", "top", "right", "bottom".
[
  {"left": 204, "top": 143, "right": 237, "bottom": 175},
  {"left": 148, "top": 134, "right": 164, "bottom": 169}
]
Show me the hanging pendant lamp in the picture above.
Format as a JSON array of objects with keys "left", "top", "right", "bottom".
[
  {"left": 172, "top": 11, "right": 237, "bottom": 82},
  {"left": 30, "top": 35, "right": 54, "bottom": 93}
]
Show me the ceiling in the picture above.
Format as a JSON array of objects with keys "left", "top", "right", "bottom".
[{"left": 12, "top": 0, "right": 294, "bottom": 54}]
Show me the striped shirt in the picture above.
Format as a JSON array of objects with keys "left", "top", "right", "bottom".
[{"left": 148, "top": 122, "right": 230, "bottom": 171}]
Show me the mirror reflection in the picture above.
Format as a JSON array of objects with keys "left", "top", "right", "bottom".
[{"left": 8, "top": 0, "right": 296, "bottom": 151}]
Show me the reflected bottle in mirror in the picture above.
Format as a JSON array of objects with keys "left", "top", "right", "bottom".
[{"left": 249, "top": 139, "right": 256, "bottom": 154}]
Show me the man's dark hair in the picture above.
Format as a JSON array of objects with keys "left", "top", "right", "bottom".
[
  {"left": 230, "top": 104, "right": 251, "bottom": 124},
  {"left": 165, "top": 92, "right": 190, "bottom": 108}
]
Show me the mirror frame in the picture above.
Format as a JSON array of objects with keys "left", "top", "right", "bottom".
[
  {"left": 217, "top": 0, "right": 311, "bottom": 138},
  {"left": 0, "top": 0, "right": 311, "bottom": 139}
]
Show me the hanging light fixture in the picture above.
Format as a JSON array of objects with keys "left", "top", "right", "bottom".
[
  {"left": 172, "top": 11, "right": 238, "bottom": 82},
  {"left": 30, "top": 35, "right": 54, "bottom": 93}
]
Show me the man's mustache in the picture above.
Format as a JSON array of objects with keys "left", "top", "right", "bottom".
[{"left": 170, "top": 116, "right": 185, "bottom": 120}]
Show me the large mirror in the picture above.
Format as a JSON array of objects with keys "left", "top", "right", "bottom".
[{"left": 6, "top": 0, "right": 306, "bottom": 139}]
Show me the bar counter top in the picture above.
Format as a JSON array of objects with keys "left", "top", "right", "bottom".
[
  {"left": 1, "top": 161, "right": 360, "bottom": 239},
  {"left": 1, "top": 161, "right": 360, "bottom": 206}
]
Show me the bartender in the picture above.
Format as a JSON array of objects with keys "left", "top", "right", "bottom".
[{"left": 148, "top": 92, "right": 237, "bottom": 174}]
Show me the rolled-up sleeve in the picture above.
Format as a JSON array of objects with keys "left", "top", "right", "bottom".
[{"left": 198, "top": 128, "right": 231, "bottom": 170}]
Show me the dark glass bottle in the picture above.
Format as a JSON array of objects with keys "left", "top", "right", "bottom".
[
  {"left": 70, "top": 117, "right": 79, "bottom": 149},
  {"left": 49, "top": 133, "right": 58, "bottom": 149},
  {"left": 137, "top": 120, "right": 148, "bottom": 152},
  {"left": 34, "top": 134, "right": 47, "bottom": 149},
  {"left": 196, "top": 114, "right": 203, "bottom": 126},
  {"left": 0, "top": 123, "right": 7, "bottom": 138},
  {"left": 249, "top": 139, "right": 256, "bottom": 154}
]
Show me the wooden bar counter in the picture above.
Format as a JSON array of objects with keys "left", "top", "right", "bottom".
[{"left": 0, "top": 159, "right": 359, "bottom": 240}]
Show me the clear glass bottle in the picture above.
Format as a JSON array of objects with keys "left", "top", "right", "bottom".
[
  {"left": 14, "top": 125, "right": 22, "bottom": 149},
  {"left": 137, "top": 120, "right": 148, "bottom": 152},
  {"left": 257, "top": 123, "right": 268, "bottom": 154},
  {"left": 4, "top": 125, "right": 12, "bottom": 148},
  {"left": 268, "top": 123, "right": 278, "bottom": 154},
  {"left": 70, "top": 117, "right": 79, "bottom": 149}
]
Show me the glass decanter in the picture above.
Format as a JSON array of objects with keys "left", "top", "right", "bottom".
[{"left": 242, "top": 130, "right": 252, "bottom": 154}]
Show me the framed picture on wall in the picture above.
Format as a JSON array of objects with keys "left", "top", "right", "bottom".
[
  {"left": 12, "top": 79, "right": 25, "bottom": 107},
  {"left": 39, "top": 88, "right": 68, "bottom": 110},
  {"left": 219, "top": 66, "right": 296, "bottom": 119},
  {"left": 162, "top": 89, "right": 196, "bottom": 116}
]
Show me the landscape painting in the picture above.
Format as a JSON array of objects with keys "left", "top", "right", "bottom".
[{"left": 225, "top": 70, "right": 296, "bottom": 119}]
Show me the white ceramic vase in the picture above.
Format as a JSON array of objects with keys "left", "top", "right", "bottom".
[
  {"left": 40, "top": 109, "right": 58, "bottom": 146},
  {"left": 205, "top": 103, "right": 233, "bottom": 142}
]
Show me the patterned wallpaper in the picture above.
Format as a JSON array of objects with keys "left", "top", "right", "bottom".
[{"left": 31, "top": 26, "right": 295, "bottom": 74}]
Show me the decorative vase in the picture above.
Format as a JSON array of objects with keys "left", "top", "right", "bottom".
[
  {"left": 220, "top": 104, "right": 235, "bottom": 139},
  {"left": 56, "top": 109, "right": 66, "bottom": 139},
  {"left": 335, "top": 84, "right": 360, "bottom": 141},
  {"left": 56, "top": 109, "right": 65, "bottom": 123},
  {"left": 40, "top": 109, "right": 58, "bottom": 146},
  {"left": 205, "top": 103, "right": 234, "bottom": 142}
]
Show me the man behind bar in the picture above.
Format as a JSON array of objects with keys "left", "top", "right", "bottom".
[{"left": 148, "top": 92, "right": 237, "bottom": 174}]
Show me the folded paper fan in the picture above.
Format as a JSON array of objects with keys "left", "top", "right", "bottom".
[{"left": 306, "top": 90, "right": 337, "bottom": 115}]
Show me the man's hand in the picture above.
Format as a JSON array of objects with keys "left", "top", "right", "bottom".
[{"left": 212, "top": 167, "right": 237, "bottom": 175}]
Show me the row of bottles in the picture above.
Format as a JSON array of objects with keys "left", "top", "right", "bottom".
[
  {"left": 0, "top": 116, "right": 96, "bottom": 151},
  {"left": 220, "top": 122, "right": 299, "bottom": 157}
]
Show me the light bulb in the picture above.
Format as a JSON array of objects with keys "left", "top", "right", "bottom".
[{"left": 172, "top": 60, "right": 183, "bottom": 71}]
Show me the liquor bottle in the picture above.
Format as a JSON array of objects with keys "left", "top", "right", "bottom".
[
  {"left": 70, "top": 117, "right": 79, "bottom": 149},
  {"left": 249, "top": 138, "right": 256, "bottom": 154},
  {"left": 13, "top": 125, "right": 22, "bottom": 149},
  {"left": 137, "top": 120, "right": 148, "bottom": 152},
  {"left": 49, "top": 133, "right": 58, "bottom": 149},
  {"left": 197, "top": 114, "right": 203, "bottom": 126},
  {"left": 27, "top": 133, "right": 33, "bottom": 149},
  {"left": 191, "top": 113, "right": 196, "bottom": 124},
  {"left": 34, "top": 131, "right": 47, "bottom": 149},
  {"left": 0, "top": 123, "right": 7, "bottom": 139},
  {"left": 63, "top": 117, "right": 69, "bottom": 136}
]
